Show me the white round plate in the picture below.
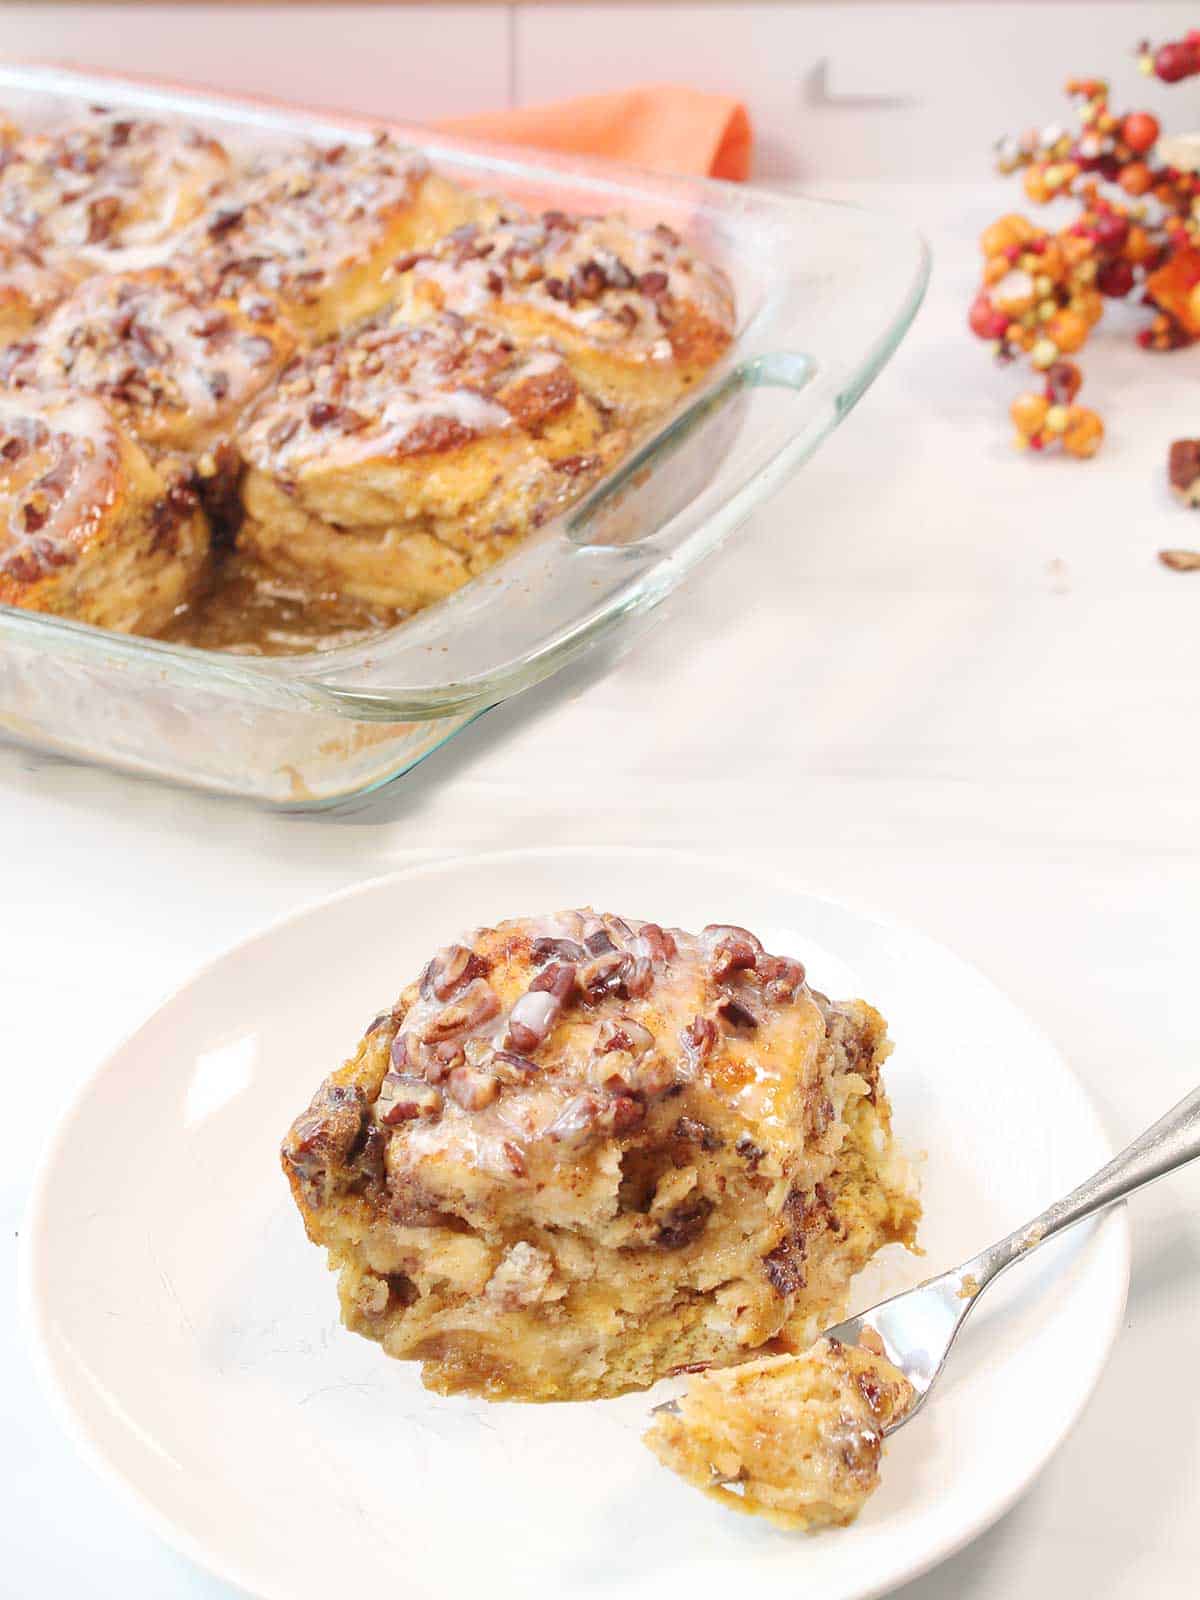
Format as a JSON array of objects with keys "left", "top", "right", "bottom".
[{"left": 24, "top": 849, "right": 1129, "bottom": 1600}]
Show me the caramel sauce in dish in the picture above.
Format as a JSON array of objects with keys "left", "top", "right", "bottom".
[{"left": 161, "top": 554, "right": 403, "bottom": 656}]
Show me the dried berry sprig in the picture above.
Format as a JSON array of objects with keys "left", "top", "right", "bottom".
[{"left": 971, "top": 48, "right": 1200, "bottom": 463}]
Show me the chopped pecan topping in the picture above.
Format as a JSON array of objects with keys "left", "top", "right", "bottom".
[
  {"left": 207, "top": 206, "right": 245, "bottom": 239},
  {"left": 547, "top": 1091, "right": 604, "bottom": 1147},
  {"left": 507, "top": 988, "right": 561, "bottom": 1053},
  {"left": 569, "top": 258, "right": 607, "bottom": 300},
  {"left": 446, "top": 1065, "right": 499, "bottom": 1112},
  {"left": 681, "top": 1014, "right": 718, "bottom": 1063},
  {"left": 632, "top": 922, "right": 676, "bottom": 963},
  {"left": 717, "top": 995, "right": 758, "bottom": 1032},
  {"left": 531, "top": 935, "right": 586, "bottom": 964},
  {"left": 489, "top": 1048, "right": 538, "bottom": 1085},
  {"left": 597, "top": 1017, "right": 654, "bottom": 1056},
  {"left": 608, "top": 1094, "right": 646, "bottom": 1136},
  {"left": 377, "top": 1073, "right": 443, "bottom": 1125},
  {"left": 757, "top": 954, "right": 807, "bottom": 1002},
  {"left": 85, "top": 195, "right": 122, "bottom": 243},
  {"left": 578, "top": 949, "right": 625, "bottom": 1000},
  {"left": 422, "top": 978, "right": 500, "bottom": 1041},
  {"left": 703, "top": 924, "right": 762, "bottom": 978},
  {"left": 529, "top": 959, "right": 578, "bottom": 999},
  {"left": 421, "top": 943, "right": 489, "bottom": 1002}
]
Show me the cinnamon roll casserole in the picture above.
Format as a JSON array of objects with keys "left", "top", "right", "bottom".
[
  {"left": 0, "top": 107, "right": 735, "bottom": 651},
  {"left": 281, "top": 911, "right": 919, "bottom": 1406}
]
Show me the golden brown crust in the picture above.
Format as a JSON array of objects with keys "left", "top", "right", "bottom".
[
  {"left": 0, "top": 267, "right": 296, "bottom": 459},
  {"left": 236, "top": 310, "right": 627, "bottom": 609},
  {"left": 281, "top": 911, "right": 919, "bottom": 1402},
  {"left": 0, "top": 390, "right": 210, "bottom": 632}
]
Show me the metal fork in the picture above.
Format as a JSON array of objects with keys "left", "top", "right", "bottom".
[
  {"left": 652, "top": 1084, "right": 1200, "bottom": 1434},
  {"left": 824, "top": 1083, "right": 1200, "bottom": 1433}
]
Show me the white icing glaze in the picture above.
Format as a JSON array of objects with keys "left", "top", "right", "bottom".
[
  {"left": 403, "top": 211, "right": 735, "bottom": 361},
  {"left": 176, "top": 139, "right": 430, "bottom": 310},
  {"left": 0, "top": 113, "right": 231, "bottom": 264},
  {"left": 239, "top": 313, "right": 575, "bottom": 477},
  {"left": 7, "top": 269, "right": 290, "bottom": 443},
  {"left": 0, "top": 392, "right": 121, "bottom": 582}
]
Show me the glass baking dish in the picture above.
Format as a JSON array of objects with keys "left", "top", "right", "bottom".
[{"left": 0, "top": 64, "right": 928, "bottom": 808}]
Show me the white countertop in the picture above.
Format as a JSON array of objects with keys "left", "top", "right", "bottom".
[{"left": 3, "top": 180, "right": 1198, "bottom": 1597}]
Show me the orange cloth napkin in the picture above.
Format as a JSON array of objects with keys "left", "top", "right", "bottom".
[
  {"left": 56, "top": 66, "right": 751, "bottom": 182},
  {"left": 438, "top": 86, "right": 752, "bottom": 181}
]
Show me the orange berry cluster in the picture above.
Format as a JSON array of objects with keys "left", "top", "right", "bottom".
[
  {"left": 1009, "top": 358, "right": 1102, "bottom": 458},
  {"left": 971, "top": 39, "right": 1200, "bottom": 459}
]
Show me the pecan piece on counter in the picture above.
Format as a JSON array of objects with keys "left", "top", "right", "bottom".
[{"left": 1168, "top": 438, "right": 1200, "bottom": 506}]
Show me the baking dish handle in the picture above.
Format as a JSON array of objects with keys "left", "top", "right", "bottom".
[{"left": 302, "top": 350, "right": 844, "bottom": 719}]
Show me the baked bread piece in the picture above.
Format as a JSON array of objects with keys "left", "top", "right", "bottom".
[
  {"left": 644, "top": 1332, "right": 914, "bottom": 1530},
  {"left": 390, "top": 210, "right": 736, "bottom": 425},
  {"left": 0, "top": 236, "right": 72, "bottom": 341},
  {"left": 0, "top": 266, "right": 296, "bottom": 461},
  {"left": 281, "top": 911, "right": 918, "bottom": 1402},
  {"left": 237, "top": 311, "right": 626, "bottom": 610},
  {"left": 0, "top": 112, "right": 231, "bottom": 268},
  {"left": 177, "top": 138, "right": 477, "bottom": 343},
  {"left": 0, "top": 390, "right": 209, "bottom": 632}
]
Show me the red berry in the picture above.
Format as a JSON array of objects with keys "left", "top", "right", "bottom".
[
  {"left": 1091, "top": 213, "right": 1130, "bottom": 253},
  {"left": 1045, "top": 361, "right": 1082, "bottom": 405},
  {"left": 1121, "top": 112, "right": 1160, "bottom": 155},
  {"left": 969, "top": 294, "right": 1008, "bottom": 340},
  {"left": 1155, "top": 41, "right": 1198, "bottom": 82},
  {"left": 1071, "top": 141, "right": 1105, "bottom": 174},
  {"left": 1097, "top": 258, "right": 1135, "bottom": 297}
]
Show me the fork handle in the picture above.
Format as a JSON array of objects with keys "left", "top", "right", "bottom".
[{"left": 965, "top": 1083, "right": 1200, "bottom": 1291}]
